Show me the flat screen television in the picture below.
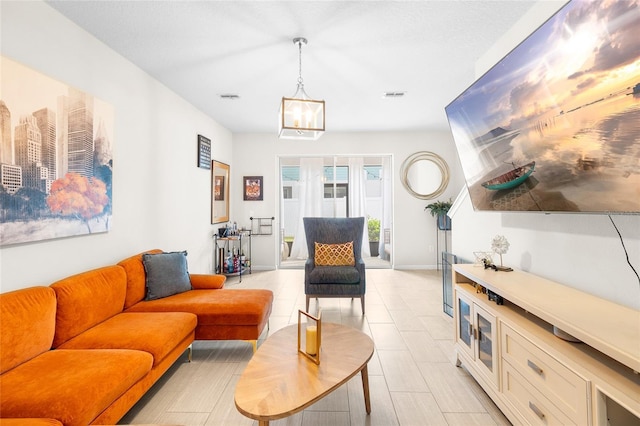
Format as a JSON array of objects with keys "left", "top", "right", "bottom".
[{"left": 445, "top": 0, "right": 640, "bottom": 214}]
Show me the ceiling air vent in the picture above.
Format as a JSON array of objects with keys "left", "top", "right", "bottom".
[
  {"left": 382, "top": 91, "right": 406, "bottom": 99},
  {"left": 219, "top": 94, "right": 240, "bottom": 100}
]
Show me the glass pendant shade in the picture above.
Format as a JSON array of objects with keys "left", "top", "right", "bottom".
[{"left": 279, "top": 95, "right": 325, "bottom": 140}]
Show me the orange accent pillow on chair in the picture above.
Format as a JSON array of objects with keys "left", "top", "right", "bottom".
[{"left": 314, "top": 242, "right": 355, "bottom": 266}]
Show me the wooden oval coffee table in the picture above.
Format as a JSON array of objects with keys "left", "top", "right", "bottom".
[{"left": 235, "top": 323, "right": 374, "bottom": 425}]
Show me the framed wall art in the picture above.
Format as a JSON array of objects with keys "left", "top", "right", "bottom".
[
  {"left": 211, "top": 160, "right": 230, "bottom": 224},
  {"left": 197, "top": 134, "right": 211, "bottom": 169},
  {"left": 243, "top": 176, "right": 263, "bottom": 201},
  {"left": 0, "top": 56, "right": 114, "bottom": 246}
]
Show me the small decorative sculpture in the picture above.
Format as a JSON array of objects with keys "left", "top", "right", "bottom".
[
  {"left": 491, "top": 235, "right": 510, "bottom": 266},
  {"left": 489, "top": 235, "right": 513, "bottom": 272}
]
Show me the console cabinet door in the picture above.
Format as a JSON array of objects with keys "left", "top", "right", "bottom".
[
  {"left": 475, "top": 304, "right": 499, "bottom": 386},
  {"left": 455, "top": 289, "right": 499, "bottom": 388},
  {"left": 456, "top": 292, "right": 473, "bottom": 359}
]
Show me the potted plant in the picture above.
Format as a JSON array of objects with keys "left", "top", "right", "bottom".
[
  {"left": 425, "top": 199, "right": 452, "bottom": 230},
  {"left": 367, "top": 216, "right": 381, "bottom": 257}
]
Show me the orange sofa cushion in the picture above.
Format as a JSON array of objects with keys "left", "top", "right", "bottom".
[
  {"left": 50, "top": 265, "right": 127, "bottom": 348},
  {"left": 56, "top": 312, "right": 196, "bottom": 366},
  {"left": 126, "top": 289, "right": 273, "bottom": 325},
  {"left": 0, "top": 349, "right": 152, "bottom": 426},
  {"left": 0, "top": 287, "right": 56, "bottom": 374},
  {"left": 126, "top": 288, "right": 273, "bottom": 327},
  {"left": 190, "top": 273, "right": 226, "bottom": 290},
  {"left": 117, "top": 249, "right": 162, "bottom": 309}
]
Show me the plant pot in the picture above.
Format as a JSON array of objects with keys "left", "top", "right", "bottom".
[
  {"left": 369, "top": 241, "right": 379, "bottom": 257},
  {"left": 437, "top": 214, "right": 451, "bottom": 231}
]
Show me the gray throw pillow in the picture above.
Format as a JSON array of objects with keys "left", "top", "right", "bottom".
[{"left": 142, "top": 251, "right": 191, "bottom": 300}]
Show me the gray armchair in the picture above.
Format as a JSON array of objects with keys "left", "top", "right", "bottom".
[{"left": 303, "top": 217, "right": 366, "bottom": 314}]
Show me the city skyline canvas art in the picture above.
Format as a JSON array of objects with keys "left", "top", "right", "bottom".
[{"left": 0, "top": 56, "right": 114, "bottom": 245}]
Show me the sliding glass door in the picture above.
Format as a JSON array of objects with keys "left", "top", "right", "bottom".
[{"left": 279, "top": 155, "right": 392, "bottom": 268}]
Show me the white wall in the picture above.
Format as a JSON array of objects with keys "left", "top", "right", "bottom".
[
  {"left": 0, "top": 1, "right": 232, "bottom": 292},
  {"left": 450, "top": 1, "right": 640, "bottom": 309},
  {"left": 232, "top": 131, "right": 464, "bottom": 270}
]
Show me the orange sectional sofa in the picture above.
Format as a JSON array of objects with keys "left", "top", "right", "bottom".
[{"left": 0, "top": 249, "right": 273, "bottom": 425}]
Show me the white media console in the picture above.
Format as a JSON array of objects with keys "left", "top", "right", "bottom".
[{"left": 453, "top": 263, "right": 640, "bottom": 425}]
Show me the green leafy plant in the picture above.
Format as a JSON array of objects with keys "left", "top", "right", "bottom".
[
  {"left": 424, "top": 198, "right": 452, "bottom": 217},
  {"left": 367, "top": 216, "right": 381, "bottom": 241}
]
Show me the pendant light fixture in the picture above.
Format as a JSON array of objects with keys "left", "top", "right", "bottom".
[{"left": 278, "top": 37, "right": 325, "bottom": 140}]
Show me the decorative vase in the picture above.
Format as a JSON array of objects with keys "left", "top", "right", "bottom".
[{"left": 437, "top": 214, "right": 451, "bottom": 231}]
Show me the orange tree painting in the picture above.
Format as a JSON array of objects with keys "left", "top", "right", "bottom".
[{"left": 47, "top": 173, "right": 110, "bottom": 233}]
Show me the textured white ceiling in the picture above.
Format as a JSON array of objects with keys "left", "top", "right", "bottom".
[{"left": 46, "top": 0, "right": 538, "bottom": 134}]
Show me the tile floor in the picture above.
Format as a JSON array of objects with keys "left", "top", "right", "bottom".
[{"left": 119, "top": 268, "right": 510, "bottom": 425}]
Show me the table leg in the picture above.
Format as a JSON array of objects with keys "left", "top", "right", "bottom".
[
  {"left": 258, "top": 421, "right": 269, "bottom": 426},
  {"left": 361, "top": 364, "right": 371, "bottom": 414}
]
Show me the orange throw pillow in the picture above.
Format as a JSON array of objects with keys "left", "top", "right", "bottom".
[{"left": 314, "top": 242, "right": 355, "bottom": 266}]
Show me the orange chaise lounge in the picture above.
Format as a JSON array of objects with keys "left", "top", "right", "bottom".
[{"left": 0, "top": 249, "right": 273, "bottom": 425}]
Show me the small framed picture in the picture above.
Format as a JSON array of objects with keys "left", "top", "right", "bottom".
[
  {"left": 243, "top": 176, "right": 263, "bottom": 201},
  {"left": 197, "top": 134, "right": 211, "bottom": 169}
]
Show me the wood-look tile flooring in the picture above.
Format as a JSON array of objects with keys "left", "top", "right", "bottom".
[{"left": 119, "top": 269, "right": 510, "bottom": 426}]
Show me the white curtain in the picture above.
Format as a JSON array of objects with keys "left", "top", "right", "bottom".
[
  {"left": 289, "top": 157, "right": 324, "bottom": 259},
  {"left": 348, "top": 157, "right": 371, "bottom": 257},
  {"left": 380, "top": 156, "right": 392, "bottom": 260},
  {"left": 279, "top": 169, "right": 288, "bottom": 260}
]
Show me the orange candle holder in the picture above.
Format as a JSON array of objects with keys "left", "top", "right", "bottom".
[{"left": 297, "top": 309, "right": 322, "bottom": 365}]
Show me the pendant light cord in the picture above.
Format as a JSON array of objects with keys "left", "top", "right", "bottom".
[{"left": 297, "top": 40, "right": 304, "bottom": 86}]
